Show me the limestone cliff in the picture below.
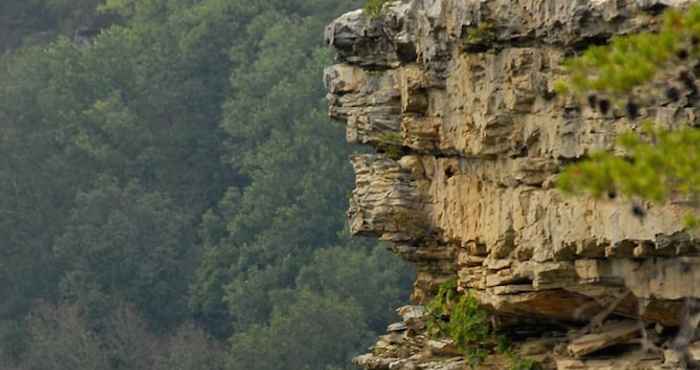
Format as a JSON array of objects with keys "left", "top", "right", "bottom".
[{"left": 325, "top": 1, "right": 700, "bottom": 369}]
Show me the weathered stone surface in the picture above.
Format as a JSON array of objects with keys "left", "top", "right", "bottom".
[
  {"left": 388, "top": 322, "right": 409, "bottom": 333},
  {"left": 348, "top": 154, "right": 425, "bottom": 239},
  {"left": 325, "top": 0, "right": 700, "bottom": 369},
  {"left": 567, "top": 321, "right": 641, "bottom": 358},
  {"left": 428, "top": 339, "right": 462, "bottom": 356},
  {"left": 555, "top": 354, "right": 665, "bottom": 370}
]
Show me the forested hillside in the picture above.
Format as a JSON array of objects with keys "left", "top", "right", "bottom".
[{"left": 0, "top": 1, "right": 413, "bottom": 369}]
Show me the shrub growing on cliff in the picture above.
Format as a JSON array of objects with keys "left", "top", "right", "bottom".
[
  {"left": 555, "top": 4, "right": 700, "bottom": 226},
  {"left": 426, "top": 280, "right": 489, "bottom": 366},
  {"left": 425, "top": 280, "right": 541, "bottom": 370},
  {"left": 450, "top": 294, "right": 493, "bottom": 367},
  {"left": 426, "top": 280, "right": 494, "bottom": 366},
  {"left": 425, "top": 279, "right": 458, "bottom": 337}
]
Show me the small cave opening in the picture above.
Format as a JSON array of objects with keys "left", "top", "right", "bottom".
[
  {"left": 444, "top": 166, "right": 456, "bottom": 179},
  {"left": 396, "top": 42, "right": 418, "bottom": 63}
]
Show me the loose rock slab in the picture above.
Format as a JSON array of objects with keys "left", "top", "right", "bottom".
[{"left": 567, "top": 321, "right": 641, "bottom": 358}]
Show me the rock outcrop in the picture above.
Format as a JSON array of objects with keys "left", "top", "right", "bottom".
[{"left": 325, "top": 0, "right": 700, "bottom": 369}]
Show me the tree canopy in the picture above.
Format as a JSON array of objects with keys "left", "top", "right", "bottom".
[{"left": 0, "top": 1, "right": 413, "bottom": 369}]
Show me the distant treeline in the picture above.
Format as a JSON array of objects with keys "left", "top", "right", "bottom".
[{"left": 0, "top": 1, "right": 413, "bottom": 369}]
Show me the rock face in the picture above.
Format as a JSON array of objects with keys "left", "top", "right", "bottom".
[{"left": 325, "top": 0, "right": 700, "bottom": 369}]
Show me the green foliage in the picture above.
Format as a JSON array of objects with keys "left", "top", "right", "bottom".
[
  {"left": 425, "top": 281, "right": 541, "bottom": 370},
  {"left": 376, "top": 131, "right": 404, "bottom": 160},
  {"left": 426, "top": 280, "right": 501, "bottom": 368},
  {"left": 555, "top": 4, "right": 700, "bottom": 228},
  {"left": 463, "top": 21, "right": 496, "bottom": 50},
  {"left": 555, "top": 4, "right": 700, "bottom": 99},
  {"left": 190, "top": 0, "right": 403, "bottom": 348},
  {"left": 449, "top": 294, "right": 492, "bottom": 352},
  {"left": 24, "top": 303, "right": 108, "bottom": 370},
  {"left": 507, "top": 353, "right": 541, "bottom": 370},
  {"left": 0, "top": 1, "right": 412, "bottom": 369},
  {"left": 450, "top": 294, "right": 495, "bottom": 368},
  {"left": 558, "top": 124, "right": 700, "bottom": 226},
  {"left": 0, "top": 320, "right": 28, "bottom": 366},
  {"left": 364, "top": 0, "right": 391, "bottom": 18},
  {"left": 378, "top": 131, "right": 403, "bottom": 145},
  {"left": 426, "top": 283, "right": 495, "bottom": 368},
  {"left": 296, "top": 243, "right": 414, "bottom": 332},
  {"left": 22, "top": 302, "right": 224, "bottom": 370},
  {"left": 425, "top": 279, "right": 458, "bottom": 337},
  {"left": 228, "top": 290, "right": 373, "bottom": 370},
  {"left": 154, "top": 324, "right": 225, "bottom": 370},
  {"left": 559, "top": 124, "right": 700, "bottom": 200},
  {"left": 381, "top": 144, "right": 404, "bottom": 160},
  {"left": 0, "top": 0, "right": 113, "bottom": 51},
  {"left": 55, "top": 177, "right": 195, "bottom": 328}
]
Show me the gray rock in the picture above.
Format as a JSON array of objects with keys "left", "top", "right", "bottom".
[{"left": 387, "top": 322, "right": 408, "bottom": 332}]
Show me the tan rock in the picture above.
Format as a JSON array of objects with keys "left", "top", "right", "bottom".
[
  {"left": 427, "top": 339, "right": 462, "bottom": 357},
  {"left": 567, "top": 321, "right": 641, "bottom": 358},
  {"left": 327, "top": 1, "right": 700, "bottom": 369}
]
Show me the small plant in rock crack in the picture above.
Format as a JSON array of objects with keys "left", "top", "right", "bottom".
[
  {"left": 376, "top": 131, "right": 405, "bottom": 160},
  {"left": 463, "top": 21, "right": 496, "bottom": 52},
  {"left": 507, "top": 354, "right": 542, "bottom": 370},
  {"left": 378, "top": 131, "right": 402, "bottom": 145},
  {"left": 364, "top": 0, "right": 392, "bottom": 18},
  {"left": 379, "top": 145, "right": 403, "bottom": 160}
]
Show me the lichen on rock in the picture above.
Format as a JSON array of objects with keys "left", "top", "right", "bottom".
[{"left": 325, "top": 1, "right": 700, "bottom": 369}]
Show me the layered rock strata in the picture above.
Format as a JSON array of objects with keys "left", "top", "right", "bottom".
[{"left": 325, "top": 0, "right": 700, "bottom": 369}]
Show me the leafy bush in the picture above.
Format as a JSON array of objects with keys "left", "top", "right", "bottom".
[
  {"left": 449, "top": 295, "right": 490, "bottom": 347},
  {"left": 425, "top": 280, "right": 541, "bottom": 370},
  {"left": 426, "top": 281, "right": 494, "bottom": 367},
  {"left": 425, "top": 279, "right": 458, "bottom": 337}
]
